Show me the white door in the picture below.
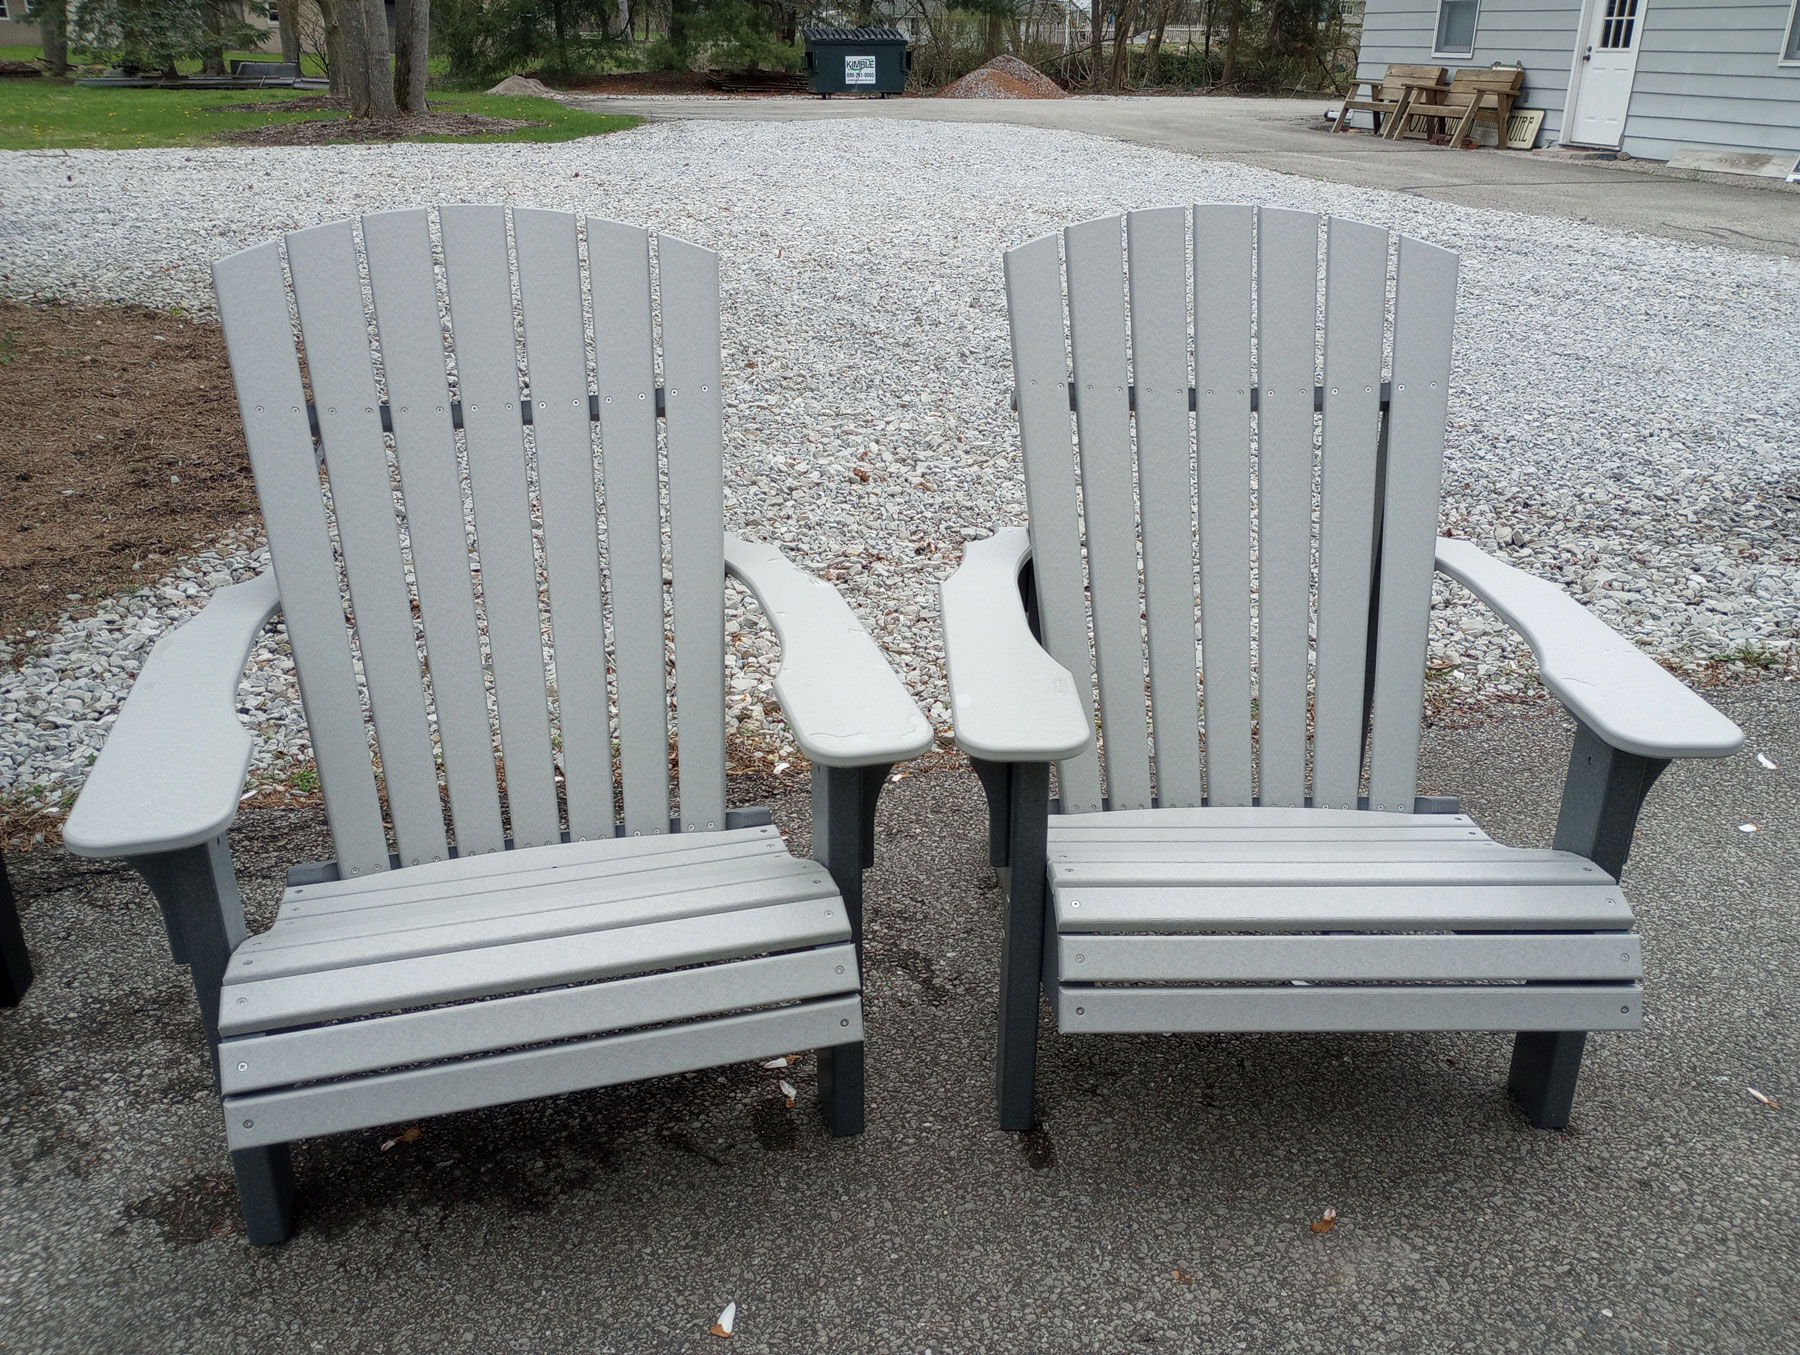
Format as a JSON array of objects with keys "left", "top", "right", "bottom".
[{"left": 1565, "top": 0, "right": 1647, "bottom": 147}]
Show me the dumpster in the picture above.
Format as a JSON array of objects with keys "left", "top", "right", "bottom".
[{"left": 803, "top": 27, "right": 910, "bottom": 98}]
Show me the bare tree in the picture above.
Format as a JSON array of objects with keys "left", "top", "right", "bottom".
[
  {"left": 199, "top": 0, "right": 230, "bottom": 75},
  {"left": 328, "top": 0, "right": 372, "bottom": 115},
  {"left": 316, "top": 0, "right": 349, "bottom": 97},
  {"left": 393, "top": 0, "right": 429, "bottom": 112},
  {"left": 37, "top": 0, "right": 69, "bottom": 75},
  {"left": 276, "top": 0, "right": 301, "bottom": 66},
  {"left": 360, "top": 0, "right": 397, "bottom": 117}
]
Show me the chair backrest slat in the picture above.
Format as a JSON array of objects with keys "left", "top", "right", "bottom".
[
  {"left": 514, "top": 208, "right": 615, "bottom": 842},
  {"left": 212, "top": 243, "right": 391, "bottom": 875},
  {"left": 362, "top": 210, "right": 506, "bottom": 857},
  {"left": 659, "top": 235, "right": 729, "bottom": 832},
  {"left": 1125, "top": 206, "right": 1202, "bottom": 809},
  {"left": 1003, "top": 234, "right": 1103, "bottom": 813},
  {"left": 1311, "top": 217, "right": 1390, "bottom": 809},
  {"left": 1252, "top": 208, "right": 1321, "bottom": 809},
  {"left": 438, "top": 205, "right": 561, "bottom": 850},
  {"left": 590, "top": 220, "right": 671, "bottom": 837},
  {"left": 1005, "top": 205, "right": 1461, "bottom": 819},
  {"left": 1191, "top": 204, "right": 1256, "bottom": 807},
  {"left": 1366, "top": 236, "right": 1458, "bottom": 809},
  {"left": 1065, "top": 216, "right": 1153, "bottom": 811},
  {"left": 286, "top": 221, "right": 450, "bottom": 868}
]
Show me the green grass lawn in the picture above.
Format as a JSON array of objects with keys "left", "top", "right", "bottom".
[{"left": 0, "top": 82, "right": 637, "bottom": 149}]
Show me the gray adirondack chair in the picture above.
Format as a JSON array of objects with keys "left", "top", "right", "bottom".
[
  {"left": 64, "top": 206, "right": 932, "bottom": 1244},
  {"left": 942, "top": 205, "right": 1743, "bottom": 1133}
]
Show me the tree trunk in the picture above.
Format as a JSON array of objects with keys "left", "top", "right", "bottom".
[
  {"left": 985, "top": 10, "right": 1003, "bottom": 58},
  {"left": 1108, "top": 0, "right": 1134, "bottom": 89},
  {"left": 332, "top": 0, "right": 373, "bottom": 116},
  {"left": 1145, "top": 9, "right": 1167, "bottom": 83},
  {"left": 1221, "top": 0, "right": 1241, "bottom": 84},
  {"left": 322, "top": 0, "right": 350, "bottom": 97},
  {"left": 38, "top": 0, "right": 68, "bottom": 76},
  {"left": 277, "top": 0, "right": 301, "bottom": 66},
  {"left": 1087, "top": 0, "right": 1105, "bottom": 90},
  {"left": 393, "top": 0, "right": 429, "bottom": 111},
  {"left": 200, "top": 0, "right": 229, "bottom": 76},
  {"left": 360, "top": 0, "right": 398, "bottom": 117}
]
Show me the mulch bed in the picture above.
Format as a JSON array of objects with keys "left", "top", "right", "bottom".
[
  {"left": 0, "top": 302, "right": 257, "bottom": 648},
  {"left": 218, "top": 110, "right": 540, "bottom": 145}
]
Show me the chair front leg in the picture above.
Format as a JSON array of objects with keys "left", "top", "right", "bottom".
[
  {"left": 130, "top": 836, "right": 295, "bottom": 1244},
  {"left": 1510, "top": 721, "right": 1670, "bottom": 1129},
  {"left": 972, "top": 758, "right": 1051, "bottom": 1133},
  {"left": 811, "top": 762, "right": 893, "bottom": 1138}
]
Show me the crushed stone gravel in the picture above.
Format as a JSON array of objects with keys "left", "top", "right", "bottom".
[{"left": 2, "top": 119, "right": 1797, "bottom": 826}]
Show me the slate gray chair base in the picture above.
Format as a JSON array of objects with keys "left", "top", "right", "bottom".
[
  {"left": 974, "top": 717, "right": 1667, "bottom": 1136},
  {"left": 126, "top": 766, "right": 888, "bottom": 1244}
]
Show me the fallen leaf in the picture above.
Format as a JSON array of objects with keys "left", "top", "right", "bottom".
[
  {"left": 710, "top": 1302, "right": 736, "bottom": 1338},
  {"left": 1172, "top": 1268, "right": 1195, "bottom": 1283},
  {"left": 1757, "top": 753, "right": 1778, "bottom": 770},
  {"left": 1748, "top": 1087, "right": 1780, "bottom": 1108},
  {"left": 1310, "top": 1206, "right": 1338, "bottom": 1234},
  {"left": 779, "top": 1079, "right": 797, "bottom": 1108},
  {"left": 760, "top": 1055, "right": 794, "bottom": 1070},
  {"left": 379, "top": 1126, "right": 422, "bottom": 1152}
]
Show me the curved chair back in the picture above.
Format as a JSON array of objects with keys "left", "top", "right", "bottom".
[
  {"left": 214, "top": 208, "right": 727, "bottom": 876},
  {"left": 1003, "top": 205, "right": 1458, "bottom": 815}
]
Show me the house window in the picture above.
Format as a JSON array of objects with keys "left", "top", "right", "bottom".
[
  {"left": 1433, "top": 0, "right": 1480, "bottom": 57},
  {"left": 0, "top": 3, "right": 11, "bottom": 19},
  {"left": 1783, "top": 0, "right": 1800, "bottom": 64}
]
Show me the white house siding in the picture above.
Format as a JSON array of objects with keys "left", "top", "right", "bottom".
[
  {"left": 1623, "top": 0, "right": 1800, "bottom": 159},
  {"left": 1355, "top": 0, "right": 1800, "bottom": 159}
]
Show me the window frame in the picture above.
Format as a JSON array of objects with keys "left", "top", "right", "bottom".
[
  {"left": 1781, "top": 0, "right": 1800, "bottom": 67},
  {"left": 1431, "top": 0, "right": 1482, "bottom": 59}
]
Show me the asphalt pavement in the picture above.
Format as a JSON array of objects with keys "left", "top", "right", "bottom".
[
  {"left": 3, "top": 681, "right": 1796, "bottom": 1353},
  {"left": 561, "top": 94, "right": 1800, "bottom": 258}
]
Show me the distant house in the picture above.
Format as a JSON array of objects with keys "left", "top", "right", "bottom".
[{"left": 1352, "top": 0, "right": 1800, "bottom": 162}]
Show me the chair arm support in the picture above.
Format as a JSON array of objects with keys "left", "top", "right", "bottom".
[
  {"left": 64, "top": 571, "right": 280, "bottom": 859},
  {"left": 1435, "top": 537, "right": 1743, "bottom": 761},
  {"left": 722, "top": 534, "right": 933, "bottom": 768},
  {"left": 941, "top": 528, "right": 1093, "bottom": 763}
]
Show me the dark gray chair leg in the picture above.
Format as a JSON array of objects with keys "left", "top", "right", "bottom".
[
  {"left": 1511, "top": 721, "right": 1670, "bottom": 1128},
  {"left": 0, "top": 850, "right": 32, "bottom": 1007},
  {"left": 130, "top": 837, "right": 296, "bottom": 1243},
  {"left": 231, "top": 1145, "right": 296, "bottom": 1247},
  {"left": 981, "top": 758, "right": 1050, "bottom": 1133},
  {"left": 812, "top": 762, "right": 892, "bottom": 1138}
]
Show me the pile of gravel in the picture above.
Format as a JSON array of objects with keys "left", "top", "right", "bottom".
[
  {"left": 2, "top": 119, "right": 1797, "bottom": 829},
  {"left": 938, "top": 55, "right": 1065, "bottom": 99}
]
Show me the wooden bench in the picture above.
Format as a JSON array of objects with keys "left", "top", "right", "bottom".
[
  {"left": 1386, "top": 65, "right": 1525, "bottom": 147},
  {"left": 1333, "top": 63, "right": 1445, "bottom": 135}
]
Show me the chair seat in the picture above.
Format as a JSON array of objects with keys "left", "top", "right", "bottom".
[
  {"left": 216, "top": 826, "right": 861, "bottom": 1149},
  {"left": 1045, "top": 807, "right": 1642, "bottom": 1035}
]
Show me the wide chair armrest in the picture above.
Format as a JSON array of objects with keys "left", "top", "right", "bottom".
[
  {"left": 941, "top": 528, "right": 1092, "bottom": 763},
  {"left": 723, "top": 535, "right": 933, "bottom": 768},
  {"left": 64, "top": 571, "right": 280, "bottom": 859},
  {"left": 1435, "top": 537, "right": 1743, "bottom": 760}
]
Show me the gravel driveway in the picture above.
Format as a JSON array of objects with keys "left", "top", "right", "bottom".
[{"left": 3, "top": 119, "right": 1797, "bottom": 815}]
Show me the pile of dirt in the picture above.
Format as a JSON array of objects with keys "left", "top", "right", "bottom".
[
  {"left": 938, "top": 54, "right": 1065, "bottom": 99},
  {"left": 487, "top": 74, "right": 559, "bottom": 97},
  {"left": 0, "top": 302, "right": 256, "bottom": 645},
  {"left": 218, "top": 111, "right": 539, "bottom": 145}
]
